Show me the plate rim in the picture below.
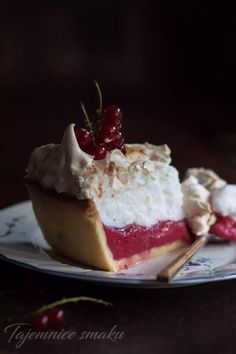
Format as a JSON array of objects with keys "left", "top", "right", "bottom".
[{"left": 1, "top": 200, "right": 236, "bottom": 288}]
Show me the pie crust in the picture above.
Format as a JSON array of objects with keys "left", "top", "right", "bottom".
[{"left": 26, "top": 181, "right": 191, "bottom": 272}]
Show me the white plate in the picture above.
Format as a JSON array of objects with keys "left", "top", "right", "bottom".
[{"left": 1, "top": 201, "right": 236, "bottom": 288}]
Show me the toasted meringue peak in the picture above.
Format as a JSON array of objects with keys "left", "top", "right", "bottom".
[
  {"left": 125, "top": 143, "right": 171, "bottom": 165},
  {"left": 184, "top": 167, "right": 226, "bottom": 192},
  {"left": 182, "top": 176, "right": 216, "bottom": 236}
]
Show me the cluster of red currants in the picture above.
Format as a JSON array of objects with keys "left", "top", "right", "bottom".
[
  {"left": 75, "top": 105, "right": 125, "bottom": 160},
  {"left": 32, "top": 307, "right": 64, "bottom": 331}
]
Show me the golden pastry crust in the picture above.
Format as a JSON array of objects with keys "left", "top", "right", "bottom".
[{"left": 26, "top": 181, "right": 116, "bottom": 271}]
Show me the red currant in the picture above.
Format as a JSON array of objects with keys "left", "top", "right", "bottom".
[
  {"left": 85, "top": 143, "right": 107, "bottom": 160},
  {"left": 32, "top": 314, "right": 49, "bottom": 331},
  {"left": 102, "top": 106, "right": 122, "bottom": 126},
  {"left": 98, "top": 124, "right": 118, "bottom": 143},
  {"left": 75, "top": 128, "right": 92, "bottom": 147},
  {"left": 120, "top": 144, "right": 126, "bottom": 155},
  {"left": 106, "top": 132, "right": 124, "bottom": 151},
  {"left": 46, "top": 307, "right": 64, "bottom": 329}
]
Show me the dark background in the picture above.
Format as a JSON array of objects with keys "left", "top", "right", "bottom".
[
  {"left": 1, "top": 3, "right": 236, "bottom": 353},
  {"left": 1, "top": 1, "right": 236, "bottom": 208}
]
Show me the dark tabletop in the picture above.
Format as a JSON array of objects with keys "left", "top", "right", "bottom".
[
  {"left": 2, "top": 2, "right": 236, "bottom": 353},
  {"left": 1, "top": 260, "right": 236, "bottom": 354}
]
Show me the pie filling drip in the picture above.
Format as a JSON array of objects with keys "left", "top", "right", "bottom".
[
  {"left": 210, "top": 215, "right": 236, "bottom": 241},
  {"left": 103, "top": 220, "right": 192, "bottom": 260}
]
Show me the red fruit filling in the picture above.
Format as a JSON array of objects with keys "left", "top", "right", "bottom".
[
  {"left": 210, "top": 215, "right": 236, "bottom": 241},
  {"left": 103, "top": 220, "right": 192, "bottom": 260}
]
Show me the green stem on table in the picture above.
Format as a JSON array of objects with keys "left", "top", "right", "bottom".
[{"left": 29, "top": 296, "right": 112, "bottom": 317}]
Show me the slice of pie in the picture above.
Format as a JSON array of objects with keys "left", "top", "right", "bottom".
[
  {"left": 182, "top": 167, "right": 236, "bottom": 240},
  {"left": 25, "top": 122, "right": 191, "bottom": 272}
]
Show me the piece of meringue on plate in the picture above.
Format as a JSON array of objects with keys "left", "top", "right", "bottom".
[
  {"left": 182, "top": 167, "right": 236, "bottom": 240},
  {"left": 25, "top": 85, "right": 192, "bottom": 272}
]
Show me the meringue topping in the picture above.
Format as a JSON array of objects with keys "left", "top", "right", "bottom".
[
  {"left": 185, "top": 167, "right": 226, "bottom": 192},
  {"left": 26, "top": 124, "right": 184, "bottom": 228},
  {"left": 182, "top": 167, "right": 236, "bottom": 235},
  {"left": 182, "top": 175, "right": 216, "bottom": 236},
  {"left": 212, "top": 185, "right": 236, "bottom": 219}
]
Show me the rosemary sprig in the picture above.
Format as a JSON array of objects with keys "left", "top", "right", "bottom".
[{"left": 29, "top": 296, "right": 112, "bottom": 317}]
